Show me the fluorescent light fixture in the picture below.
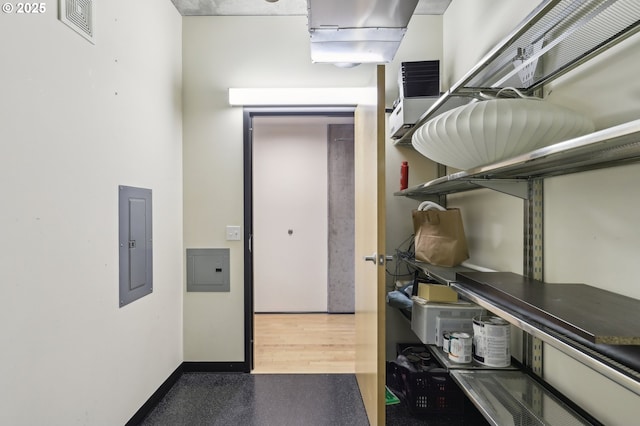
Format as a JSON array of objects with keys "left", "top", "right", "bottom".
[{"left": 228, "top": 87, "right": 376, "bottom": 106}]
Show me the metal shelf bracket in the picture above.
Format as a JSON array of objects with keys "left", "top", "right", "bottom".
[{"left": 467, "top": 179, "right": 530, "bottom": 199}]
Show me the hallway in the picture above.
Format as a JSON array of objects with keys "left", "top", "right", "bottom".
[
  {"left": 140, "top": 314, "right": 367, "bottom": 425},
  {"left": 137, "top": 313, "right": 473, "bottom": 425},
  {"left": 253, "top": 313, "right": 355, "bottom": 374}
]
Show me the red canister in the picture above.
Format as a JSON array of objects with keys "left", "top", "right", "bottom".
[{"left": 400, "top": 161, "right": 409, "bottom": 190}]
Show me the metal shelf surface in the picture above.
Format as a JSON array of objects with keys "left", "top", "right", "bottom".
[
  {"left": 450, "top": 370, "right": 596, "bottom": 426},
  {"left": 406, "top": 259, "right": 640, "bottom": 393},
  {"left": 456, "top": 272, "right": 640, "bottom": 346},
  {"left": 399, "top": 257, "right": 476, "bottom": 284},
  {"left": 394, "top": 0, "right": 640, "bottom": 147},
  {"left": 428, "top": 344, "right": 520, "bottom": 371},
  {"left": 451, "top": 281, "right": 640, "bottom": 398},
  {"left": 395, "top": 118, "right": 640, "bottom": 199},
  {"left": 401, "top": 251, "right": 640, "bottom": 396}
]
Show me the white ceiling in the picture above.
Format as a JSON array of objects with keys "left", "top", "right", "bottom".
[{"left": 171, "top": 0, "right": 452, "bottom": 16}]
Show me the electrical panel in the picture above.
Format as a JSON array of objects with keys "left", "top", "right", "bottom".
[
  {"left": 119, "top": 185, "right": 153, "bottom": 307},
  {"left": 186, "top": 248, "right": 230, "bottom": 292}
]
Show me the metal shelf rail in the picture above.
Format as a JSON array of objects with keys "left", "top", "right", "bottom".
[
  {"left": 451, "top": 281, "right": 640, "bottom": 398},
  {"left": 392, "top": 2, "right": 640, "bottom": 423},
  {"left": 394, "top": 0, "right": 640, "bottom": 147},
  {"left": 451, "top": 370, "right": 596, "bottom": 426},
  {"left": 394, "top": 118, "right": 640, "bottom": 200},
  {"left": 402, "top": 256, "right": 640, "bottom": 397}
]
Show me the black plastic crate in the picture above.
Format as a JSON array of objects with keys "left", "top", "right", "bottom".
[
  {"left": 389, "top": 344, "right": 465, "bottom": 415},
  {"left": 401, "top": 367, "right": 465, "bottom": 414}
]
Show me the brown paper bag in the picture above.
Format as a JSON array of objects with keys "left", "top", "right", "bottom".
[{"left": 412, "top": 202, "right": 469, "bottom": 267}]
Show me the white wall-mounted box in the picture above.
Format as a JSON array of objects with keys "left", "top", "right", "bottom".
[
  {"left": 186, "top": 248, "right": 230, "bottom": 293},
  {"left": 411, "top": 301, "right": 484, "bottom": 345},
  {"left": 389, "top": 97, "right": 438, "bottom": 140}
]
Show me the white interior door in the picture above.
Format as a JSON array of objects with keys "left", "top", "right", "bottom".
[{"left": 252, "top": 116, "right": 328, "bottom": 312}]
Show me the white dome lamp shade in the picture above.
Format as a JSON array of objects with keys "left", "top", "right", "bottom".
[{"left": 412, "top": 88, "right": 595, "bottom": 171}]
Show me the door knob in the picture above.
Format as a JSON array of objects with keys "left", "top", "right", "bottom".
[{"left": 363, "top": 253, "right": 377, "bottom": 264}]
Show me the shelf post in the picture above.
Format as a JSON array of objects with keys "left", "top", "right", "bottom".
[
  {"left": 437, "top": 163, "right": 447, "bottom": 207},
  {"left": 524, "top": 178, "right": 544, "bottom": 416}
]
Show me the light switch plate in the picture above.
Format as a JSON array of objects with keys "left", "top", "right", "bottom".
[{"left": 226, "top": 226, "right": 241, "bottom": 241}]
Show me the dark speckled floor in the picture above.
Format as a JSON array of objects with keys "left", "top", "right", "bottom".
[
  {"left": 140, "top": 373, "right": 369, "bottom": 426},
  {"left": 139, "top": 372, "right": 485, "bottom": 426}
]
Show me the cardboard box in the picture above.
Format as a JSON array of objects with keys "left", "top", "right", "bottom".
[
  {"left": 411, "top": 301, "right": 484, "bottom": 345},
  {"left": 417, "top": 283, "right": 458, "bottom": 303}
]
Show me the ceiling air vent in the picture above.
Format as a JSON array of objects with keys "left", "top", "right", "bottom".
[
  {"left": 59, "top": 0, "right": 95, "bottom": 44},
  {"left": 307, "top": 0, "right": 419, "bottom": 65}
]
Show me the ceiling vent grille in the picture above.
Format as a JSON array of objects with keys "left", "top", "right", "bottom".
[{"left": 59, "top": 0, "right": 95, "bottom": 44}]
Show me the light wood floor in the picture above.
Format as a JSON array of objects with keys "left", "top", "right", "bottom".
[{"left": 252, "top": 313, "right": 355, "bottom": 374}]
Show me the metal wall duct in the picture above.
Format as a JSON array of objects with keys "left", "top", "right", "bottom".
[{"left": 307, "top": 0, "right": 420, "bottom": 65}]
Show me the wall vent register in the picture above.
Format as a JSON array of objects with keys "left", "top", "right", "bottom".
[{"left": 59, "top": 0, "right": 95, "bottom": 44}]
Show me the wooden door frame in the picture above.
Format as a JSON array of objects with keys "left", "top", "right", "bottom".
[{"left": 242, "top": 107, "right": 355, "bottom": 371}]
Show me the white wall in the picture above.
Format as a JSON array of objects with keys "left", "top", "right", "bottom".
[
  {"left": 182, "top": 16, "right": 379, "bottom": 361},
  {"left": 440, "top": 0, "right": 539, "bottom": 275},
  {"left": 0, "top": 2, "right": 183, "bottom": 425},
  {"left": 180, "top": 7, "right": 640, "bottom": 422},
  {"left": 442, "top": 1, "right": 640, "bottom": 423},
  {"left": 441, "top": 1, "right": 539, "bottom": 90},
  {"left": 181, "top": 13, "right": 447, "bottom": 361},
  {"left": 383, "top": 16, "right": 447, "bottom": 359}
]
